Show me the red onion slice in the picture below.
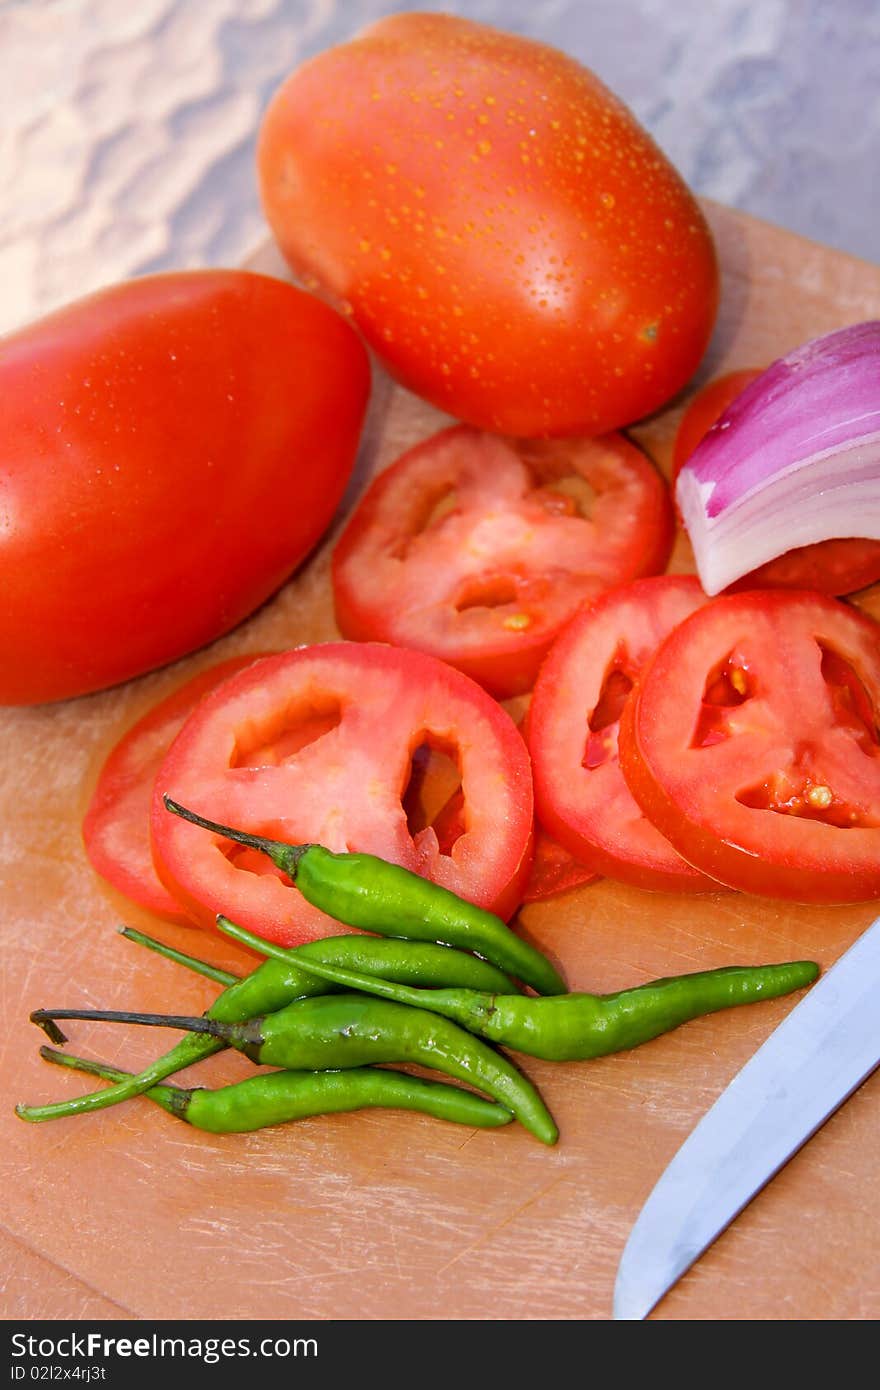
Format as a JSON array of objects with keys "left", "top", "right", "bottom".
[{"left": 676, "top": 321, "right": 880, "bottom": 594}]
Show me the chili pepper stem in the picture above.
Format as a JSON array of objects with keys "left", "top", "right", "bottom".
[
  {"left": 163, "top": 796, "right": 311, "bottom": 879},
  {"left": 216, "top": 915, "right": 306, "bottom": 962},
  {"left": 39, "top": 1047, "right": 192, "bottom": 1120},
  {"left": 29, "top": 1006, "right": 225, "bottom": 1040},
  {"left": 119, "top": 925, "right": 240, "bottom": 988},
  {"left": 41, "top": 1045, "right": 146, "bottom": 1086},
  {"left": 215, "top": 915, "right": 321, "bottom": 968},
  {"left": 17, "top": 1031, "right": 226, "bottom": 1124},
  {"left": 31, "top": 1014, "right": 68, "bottom": 1045}
]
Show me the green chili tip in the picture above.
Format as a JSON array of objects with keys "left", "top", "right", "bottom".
[{"left": 35, "top": 1046, "right": 196, "bottom": 1122}]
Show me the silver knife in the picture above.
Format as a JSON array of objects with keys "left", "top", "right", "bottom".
[{"left": 613, "top": 914, "right": 880, "bottom": 1320}]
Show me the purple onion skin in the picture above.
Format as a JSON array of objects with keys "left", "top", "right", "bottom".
[{"left": 682, "top": 321, "right": 880, "bottom": 518}]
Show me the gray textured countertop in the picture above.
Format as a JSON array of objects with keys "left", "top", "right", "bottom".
[{"left": 1, "top": 0, "right": 878, "bottom": 334}]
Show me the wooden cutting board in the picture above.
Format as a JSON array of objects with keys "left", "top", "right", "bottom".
[{"left": 3, "top": 202, "right": 879, "bottom": 1322}]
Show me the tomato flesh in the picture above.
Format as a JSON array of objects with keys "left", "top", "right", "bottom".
[
  {"left": 619, "top": 590, "right": 880, "bottom": 902},
  {"left": 427, "top": 774, "right": 596, "bottom": 903},
  {"left": 82, "top": 655, "right": 271, "bottom": 922},
  {"left": 333, "top": 426, "right": 673, "bottom": 697},
  {"left": 673, "top": 370, "right": 880, "bottom": 596},
  {"left": 528, "top": 576, "right": 719, "bottom": 892},
  {"left": 151, "top": 644, "right": 535, "bottom": 945}
]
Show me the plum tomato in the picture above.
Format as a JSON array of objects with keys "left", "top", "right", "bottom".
[
  {"left": 332, "top": 425, "right": 674, "bottom": 698},
  {"left": 0, "top": 271, "right": 370, "bottom": 704},
  {"left": 673, "top": 370, "right": 880, "bottom": 595},
  {"left": 257, "top": 12, "right": 718, "bottom": 437},
  {"left": 618, "top": 590, "right": 880, "bottom": 902},
  {"left": 528, "top": 576, "right": 719, "bottom": 892},
  {"left": 150, "top": 643, "right": 535, "bottom": 946},
  {"left": 82, "top": 654, "right": 271, "bottom": 923}
]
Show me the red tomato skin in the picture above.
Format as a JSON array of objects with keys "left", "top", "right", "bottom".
[
  {"left": 673, "top": 369, "right": 880, "bottom": 596},
  {"left": 528, "top": 576, "right": 720, "bottom": 893},
  {"left": 619, "top": 590, "right": 880, "bottom": 903},
  {"left": 257, "top": 13, "right": 718, "bottom": 437},
  {"left": 150, "top": 644, "right": 535, "bottom": 946},
  {"left": 332, "top": 426, "right": 674, "bottom": 698},
  {"left": 0, "top": 271, "right": 370, "bottom": 704},
  {"left": 82, "top": 654, "right": 271, "bottom": 923}
]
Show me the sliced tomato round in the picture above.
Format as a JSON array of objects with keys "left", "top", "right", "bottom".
[
  {"left": 728, "top": 539, "right": 880, "bottom": 597},
  {"left": 528, "top": 576, "right": 719, "bottom": 893},
  {"left": 427, "top": 778, "right": 597, "bottom": 903},
  {"left": 520, "top": 829, "right": 599, "bottom": 904},
  {"left": 332, "top": 425, "right": 673, "bottom": 698},
  {"left": 82, "top": 654, "right": 271, "bottom": 922},
  {"left": 673, "top": 370, "right": 880, "bottom": 596},
  {"left": 619, "top": 590, "right": 880, "bottom": 903},
  {"left": 151, "top": 643, "right": 535, "bottom": 946}
]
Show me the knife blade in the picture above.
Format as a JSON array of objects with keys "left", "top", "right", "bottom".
[{"left": 613, "top": 914, "right": 880, "bottom": 1320}]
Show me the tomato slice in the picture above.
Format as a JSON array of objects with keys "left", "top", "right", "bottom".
[
  {"left": 428, "top": 780, "right": 597, "bottom": 903},
  {"left": 728, "top": 539, "right": 880, "bottom": 597},
  {"left": 528, "top": 576, "right": 719, "bottom": 892},
  {"left": 151, "top": 644, "right": 535, "bottom": 945},
  {"left": 82, "top": 655, "right": 271, "bottom": 923},
  {"left": 332, "top": 425, "right": 673, "bottom": 698},
  {"left": 673, "top": 370, "right": 880, "bottom": 596},
  {"left": 619, "top": 590, "right": 880, "bottom": 902},
  {"left": 520, "top": 830, "right": 599, "bottom": 903}
]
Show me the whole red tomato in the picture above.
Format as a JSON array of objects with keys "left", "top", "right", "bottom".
[
  {"left": 258, "top": 12, "right": 718, "bottom": 437},
  {"left": 0, "top": 271, "right": 369, "bottom": 704}
]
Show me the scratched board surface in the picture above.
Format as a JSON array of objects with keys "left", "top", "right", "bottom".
[{"left": 2, "top": 203, "right": 879, "bottom": 1321}]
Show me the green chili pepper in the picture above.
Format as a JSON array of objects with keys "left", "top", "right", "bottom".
[
  {"left": 218, "top": 925, "right": 819, "bottom": 1062},
  {"left": 25, "top": 995, "right": 559, "bottom": 1144},
  {"left": 163, "top": 796, "right": 565, "bottom": 996},
  {"left": 121, "top": 923, "right": 521, "bottom": 1001},
  {"left": 16, "top": 933, "right": 519, "bottom": 1124},
  {"left": 39, "top": 1047, "right": 514, "bottom": 1133}
]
